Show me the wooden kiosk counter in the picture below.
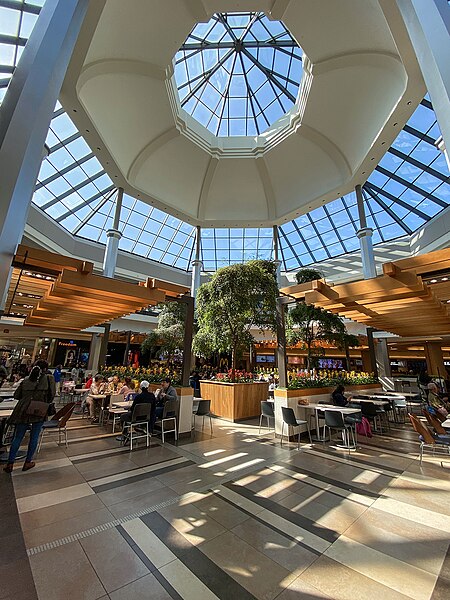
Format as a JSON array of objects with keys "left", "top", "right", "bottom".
[{"left": 200, "top": 381, "right": 269, "bottom": 422}]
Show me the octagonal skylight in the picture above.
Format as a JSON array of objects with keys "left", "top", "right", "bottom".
[{"left": 174, "top": 12, "right": 303, "bottom": 137}]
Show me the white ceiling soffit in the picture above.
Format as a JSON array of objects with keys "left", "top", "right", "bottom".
[{"left": 61, "top": 0, "right": 425, "bottom": 228}]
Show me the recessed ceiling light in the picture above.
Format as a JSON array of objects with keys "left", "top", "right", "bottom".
[
  {"left": 407, "top": 101, "right": 411, "bottom": 105},
  {"left": 431, "top": 278, "right": 437, "bottom": 283},
  {"left": 393, "top": 122, "right": 398, "bottom": 126},
  {"left": 442, "top": 277, "right": 448, "bottom": 281},
  {"left": 85, "top": 129, "right": 90, "bottom": 133},
  {"left": 381, "top": 141, "right": 386, "bottom": 145},
  {"left": 73, "top": 109, "right": 77, "bottom": 112}
]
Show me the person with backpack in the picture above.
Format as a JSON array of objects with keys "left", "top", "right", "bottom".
[{"left": 3, "top": 359, "right": 56, "bottom": 473}]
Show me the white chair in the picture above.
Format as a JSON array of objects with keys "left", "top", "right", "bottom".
[
  {"left": 100, "top": 393, "right": 124, "bottom": 425},
  {"left": 154, "top": 399, "right": 178, "bottom": 443}
]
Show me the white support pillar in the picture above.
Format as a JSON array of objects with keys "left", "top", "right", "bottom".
[
  {"left": 102, "top": 188, "right": 123, "bottom": 278},
  {"left": 0, "top": 0, "right": 89, "bottom": 311},
  {"left": 396, "top": 0, "right": 450, "bottom": 171},
  {"left": 355, "top": 185, "right": 377, "bottom": 279},
  {"left": 273, "top": 225, "right": 282, "bottom": 286},
  {"left": 190, "top": 226, "right": 203, "bottom": 298}
]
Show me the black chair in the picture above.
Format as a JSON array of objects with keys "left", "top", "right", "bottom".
[
  {"left": 259, "top": 401, "right": 275, "bottom": 434},
  {"left": 344, "top": 403, "right": 362, "bottom": 443},
  {"left": 154, "top": 398, "right": 178, "bottom": 443},
  {"left": 360, "top": 401, "right": 383, "bottom": 433},
  {"left": 122, "top": 403, "right": 152, "bottom": 450},
  {"left": 281, "top": 407, "right": 312, "bottom": 449},
  {"left": 324, "top": 410, "right": 355, "bottom": 453},
  {"left": 309, "top": 400, "right": 327, "bottom": 438},
  {"left": 194, "top": 399, "right": 213, "bottom": 434}
]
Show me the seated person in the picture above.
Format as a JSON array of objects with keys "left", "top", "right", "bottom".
[
  {"left": 331, "top": 384, "right": 349, "bottom": 407},
  {"left": 153, "top": 378, "right": 178, "bottom": 431},
  {"left": 107, "top": 374, "right": 121, "bottom": 395},
  {"left": 427, "top": 382, "right": 449, "bottom": 411},
  {"left": 86, "top": 375, "right": 106, "bottom": 422},
  {"left": 118, "top": 380, "right": 156, "bottom": 440},
  {"left": 119, "top": 376, "right": 135, "bottom": 397}
]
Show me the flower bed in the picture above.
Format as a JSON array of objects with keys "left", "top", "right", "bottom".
[
  {"left": 287, "top": 369, "right": 377, "bottom": 390},
  {"left": 215, "top": 370, "right": 255, "bottom": 383},
  {"left": 100, "top": 365, "right": 181, "bottom": 386}
]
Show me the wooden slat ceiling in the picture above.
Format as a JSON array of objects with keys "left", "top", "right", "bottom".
[
  {"left": 7, "top": 245, "right": 190, "bottom": 331},
  {"left": 280, "top": 248, "right": 450, "bottom": 337}
]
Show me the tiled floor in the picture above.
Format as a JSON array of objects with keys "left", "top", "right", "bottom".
[{"left": 1, "top": 413, "right": 450, "bottom": 599}]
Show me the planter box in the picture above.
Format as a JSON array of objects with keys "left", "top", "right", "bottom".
[
  {"left": 200, "top": 380, "right": 269, "bottom": 422},
  {"left": 274, "top": 383, "right": 380, "bottom": 399},
  {"left": 274, "top": 383, "right": 381, "bottom": 437}
]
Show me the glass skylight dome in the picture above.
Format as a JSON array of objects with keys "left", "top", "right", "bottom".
[
  {"left": 174, "top": 12, "right": 302, "bottom": 137},
  {"left": 1, "top": 1, "right": 449, "bottom": 275}
]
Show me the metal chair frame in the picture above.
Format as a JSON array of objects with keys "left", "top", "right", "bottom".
[
  {"left": 194, "top": 399, "right": 213, "bottom": 434},
  {"left": 409, "top": 413, "right": 450, "bottom": 465},
  {"left": 122, "top": 403, "right": 152, "bottom": 450},
  {"left": 280, "top": 406, "right": 312, "bottom": 450},
  {"left": 259, "top": 401, "right": 275, "bottom": 434},
  {"left": 37, "top": 402, "right": 76, "bottom": 451},
  {"left": 154, "top": 399, "right": 178, "bottom": 443}
]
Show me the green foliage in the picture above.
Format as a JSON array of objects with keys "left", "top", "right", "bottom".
[
  {"left": 287, "top": 372, "right": 378, "bottom": 390},
  {"left": 295, "top": 268, "right": 324, "bottom": 284},
  {"left": 140, "top": 302, "right": 186, "bottom": 364},
  {"left": 287, "top": 302, "right": 345, "bottom": 369},
  {"left": 194, "top": 260, "right": 278, "bottom": 380}
]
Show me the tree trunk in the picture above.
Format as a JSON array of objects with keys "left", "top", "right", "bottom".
[
  {"left": 344, "top": 342, "right": 351, "bottom": 371},
  {"left": 307, "top": 342, "right": 312, "bottom": 371},
  {"left": 231, "top": 346, "right": 236, "bottom": 382}
]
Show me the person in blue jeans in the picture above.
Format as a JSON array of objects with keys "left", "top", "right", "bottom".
[{"left": 4, "top": 360, "right": 56, "bottom": 473}]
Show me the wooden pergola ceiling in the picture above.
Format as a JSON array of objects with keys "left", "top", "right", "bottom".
[
  {"left": 7, "top": 245, "right": 189, "bottom": 331},
  {"left": 280, "top": 248, "right": 450, "bottom": 337}
]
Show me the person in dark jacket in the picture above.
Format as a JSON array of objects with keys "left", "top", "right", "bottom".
[
  {"left": 4, "top": 360, "right": 56, "bottom": 473},
  {"left": 118, "top": 380, "right": 156, "bottom": 441},
  {"left": 331, "top": 384, "right": 348, "bottom": 407}
]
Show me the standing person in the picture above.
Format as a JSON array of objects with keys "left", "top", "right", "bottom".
[
  {"left": 53, "top": 364, "right": 62, "bottom": 396},
  {"left": 4, "top": 360, "right": 56, "bottom": 473},
  {"left": 71, "top": 364, "right": 80, "bottom": 384}
]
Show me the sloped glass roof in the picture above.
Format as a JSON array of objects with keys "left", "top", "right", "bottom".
[
  {"left": 1, "top": 1, "right": 450, "bottom": 274},
  {"left": 174, "top": 12, "right": 302, "bottom": 136}
]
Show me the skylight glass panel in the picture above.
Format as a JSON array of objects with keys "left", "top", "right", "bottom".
[
  {"left": 174, "top": 12, "right": 302, "bottom": 137},
  {"left": 2, "top": 2, "right": 450, "bottom": 274}
]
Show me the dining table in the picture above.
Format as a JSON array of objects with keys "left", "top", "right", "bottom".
[{"left": 301, "top": 403, "right": 361, "bottom": 445}]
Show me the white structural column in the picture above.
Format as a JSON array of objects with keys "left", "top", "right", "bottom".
[
  {"left": 396, "top": 0, "right": 450, "bottom": 171},
  {"left": 273, "top": 225, "right": 282, "bottom": 286},
  {"left": 355, "top": 185, "right": 377, "bottom": 279},
  {"left": 190, "top": 226, "right": 203, "bottom": 298},
  {"left": 102, "top": 188, "right": 123, "bottom": 278},
  {"left": 0, "top": 0, "right": 89, "bottom": 311}
]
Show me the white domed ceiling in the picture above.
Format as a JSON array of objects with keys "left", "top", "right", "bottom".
[{"left": 61, "top": 0, "right": 425, "bottom": 227}]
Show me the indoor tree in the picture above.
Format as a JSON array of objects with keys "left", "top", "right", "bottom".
[
  {"left": 334, "top": 332, "right": 361, "bottom": 370},
  {"left": 295, "top": 268, "right": 324, "bottom": 284},
  {"left": 194, "top": 260, "right": 278, "bottom": 381},
  {"left": 141, "top": 301, "right": 186, "bottom": 365},
  {"left": 287, "top": 302, "right": 345, "bottom": 370}
]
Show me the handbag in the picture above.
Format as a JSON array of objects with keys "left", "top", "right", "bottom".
[
  {"left": 26, "top": 400, "right": 50, "bottom": 418},
  {"left": 25, "top": 375, "right": 51, "bottom": 418}
]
